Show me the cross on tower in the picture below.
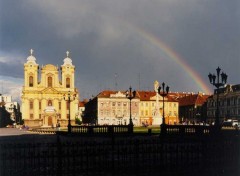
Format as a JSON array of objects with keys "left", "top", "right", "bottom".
[
  {"left": 30, "top": 49, "right": 34, "bottom": 56},
  {"left": 66, "top": 51, "right": 70, "bottom": 57}
]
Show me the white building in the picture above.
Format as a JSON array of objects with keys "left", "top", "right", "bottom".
[{"left": 0, "top": 94, "right": 20, "bottom": 122}]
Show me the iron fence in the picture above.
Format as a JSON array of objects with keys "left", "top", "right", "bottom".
[{"left": 0, "top": 134, "right": 239, "bottom": 176}]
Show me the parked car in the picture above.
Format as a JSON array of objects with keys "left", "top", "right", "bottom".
[{"left": 221, "top": 119, "right": 239, "bottom": 129}]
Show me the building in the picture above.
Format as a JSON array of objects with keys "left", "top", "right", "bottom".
[
  {"left": 177, "top": 92, "right": 210, "bottom": 124},
  {"left": 0, "top": 100, "right": 13, "bottom": 127},
  {"left": 207, "top": 84, "right": 240, "bottom": 123},
  {"left": 77, "top": 100, "right": 87, "bottom": 123},
  {"left": 137, "top": 91, "right": 179, "bottom": 125},
  {"left": 21, "top": 50, "right": 79, "bottom": 127},
  {"left": 0, "top": 94, "right": 21, "bottom": 124},
  {"left": 84, "top": 86, "right": 179, "bottom": 126},
  {"left": 84, "top": 90, "right": 140, "bottom": 125}
]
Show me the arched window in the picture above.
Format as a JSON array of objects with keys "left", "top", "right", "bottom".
[
  {"left": 48, "top": 77, "right": 52, "bottom": 87},
  {"left": 29, "top": 101, "right": 33, "bottom": 109},
  {"left": 29, "top": 76, "right": 33, "bottom": 87},
  {"left": 66, "top": 78, "right": 70, "bottom": 88},
  {"left": 48, "top": 100, "right": 52, "bottom": 106}
]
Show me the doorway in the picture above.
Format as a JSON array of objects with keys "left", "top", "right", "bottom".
[{"left": 48, "top": 116, "right": 52, "bottom": 126}]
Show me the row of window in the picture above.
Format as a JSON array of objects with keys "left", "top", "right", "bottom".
[
  {"left": 29, "top": 113, "right": 70, "bottom": 119},
  {"left": 29, "top": 76, "right": 71, "bottom": 88},
  {"left": 99, "top": 101, "right": 177, "bottom": 108},
  {"left": 208, "top": 97, "right": 240, "bottom": 107},
  {"left": 140, "top": 102, "right": 177, "bottom": 107},
  {"left": 207, "top": 109, "right": 240, "bottom": 116},
  {"left": 29, "top": 100, "right": 69, "bottom": 110},
  {"left": 140, "top": 110, "right": 177, "bottom": 116},
  {"left": 99, "top": 110, "right": 137, "bottom": 117},
  {"left": 100, "top": 102, "right": 138, "bottom": 107},
  {"left": 99, "top": 109, "right": 178, "bottom": 117}
]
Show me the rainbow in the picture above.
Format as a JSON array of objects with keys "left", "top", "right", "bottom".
[{"left": 133, "top": 28, "right": 212, "bottom": 94}]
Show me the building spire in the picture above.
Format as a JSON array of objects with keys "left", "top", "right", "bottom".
[{"left": 66, "top": 51, "right": 69, "bottom": 57}]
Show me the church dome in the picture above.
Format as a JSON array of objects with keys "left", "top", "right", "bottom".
[
  {"left": 26, "top": 49, "right": 37, "bottom": 64},
  {"left": 63, "top": 51, "right": 73, "bottom": 66}
]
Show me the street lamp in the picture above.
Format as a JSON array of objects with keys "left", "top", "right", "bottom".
[
  {"left": 64, "top": 90, "right": 76, "bottom": 133},
  {"left": 208, "top": 67, "right": 227, "bottom": 128},
  {"left": 157, "top": 82, "right": 170, "bottom": 126},
  {"left": 126, "top": 87, "right": 136, "bottom": 132}
]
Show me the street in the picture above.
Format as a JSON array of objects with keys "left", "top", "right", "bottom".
[{"left": 0, "top": 127, "right": 30, "bottom": 136}]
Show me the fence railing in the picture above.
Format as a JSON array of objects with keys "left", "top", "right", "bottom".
[
  {"left": 0, "top": 134, "right": 239, "bottom": 176},
  {"left": 162, "top": 125, "right": 214, "bottom": 135},
  {"left": 71, "top": 125, "right": 131, "bottom": 134}
]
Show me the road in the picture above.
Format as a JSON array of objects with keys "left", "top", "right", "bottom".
[{"left": 0, "top": 127, "right": 31, "bottom": 136}]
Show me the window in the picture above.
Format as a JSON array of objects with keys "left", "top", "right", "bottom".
[
  {"left": 112, "top": 102, "right": 116, "bottom": 106},
  {"left": 67, "top": 101, "right": 70, "bottom": 110},
  {"left": 29, "top": 76, "right": 33, "bottom": 87},
  {"left": 145, "top": 110, "right": 148, "bottom": 116},
  {"left": 30, "top": 101, "right": 33, "bottom": 109},
  {"left": 59, "top": 102, "right": 61, "bottom": 110},
  {"left": 39, "top": 102, "right": 41, "bottom": 109},
  {"left": 48, "top": 100, "right": 52, "bottom": 106},
  {"left": 66, "top": 78, "right": 70, "bottom": 88},
  {"left": 30, "top": 114, "right": 33, "bottom": 119},
  {"left": 112, "top": 110, "right": 116, "bottom": 116},
  {"left": 39, "top": 114, "right": 41, "bottom": 119},
  {"left": 48, "top": 77, "right": 52, "bottom": 87}
]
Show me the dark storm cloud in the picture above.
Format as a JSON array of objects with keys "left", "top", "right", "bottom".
[{"left": 1, "top": 0, "right": 240, "bottom": 100}]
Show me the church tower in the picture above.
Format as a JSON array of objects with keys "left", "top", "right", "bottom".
[
  {"left": 24, "top": 49, "right": 39, "bottom": 88},
  {"left": 21, "top": 50, "right": 79, "bottom": 127}
]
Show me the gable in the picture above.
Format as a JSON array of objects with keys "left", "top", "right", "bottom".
[{"left": 41, "top": 87, "right": 60, "bottom": 94}]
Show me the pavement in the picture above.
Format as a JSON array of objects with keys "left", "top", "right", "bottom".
[
  {"left": 0, "top": 127, "right": 31, "bottom": 136},
  {"left": 0, "top": 127, "right": 57, "bottom": 143}
]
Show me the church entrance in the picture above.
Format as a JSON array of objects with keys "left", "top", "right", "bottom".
[
  {"left": 42, "top": 106, "right": 58, "bottom": 127},
  {"left": 48, "top": 116, "right": 53, "bottom": 126}
]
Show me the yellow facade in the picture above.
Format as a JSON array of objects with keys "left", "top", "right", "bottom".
[
  {"left": 139, "top": 95, "right": 179, "bottom": 125},
  {"left": 21, "top": 50, "right": 79, "bottom": 127}
]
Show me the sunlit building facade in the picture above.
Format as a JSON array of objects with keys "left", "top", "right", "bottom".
[
  {"left": 21, "top": 50, "right": 79, "bottom": 127},
  {"left": 137, "top": 91, "right": 179, "bottom": 125},
  {"left": 84, "top": 91, "right": 140, "bottom": 126}
]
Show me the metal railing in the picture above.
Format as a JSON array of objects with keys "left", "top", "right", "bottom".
[
  {"left": 0, "top": 134, "right": 239, "bottom": 176},
  {"left": 71, "top": 125, "right": 131, "bottom": 135},
  {"left": 162, "top": 125, "right": 213, "bottom": 135}
]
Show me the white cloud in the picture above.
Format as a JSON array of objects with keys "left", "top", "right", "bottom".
[{"left": 0, "top": 77, "right": 23, "bottom": 102}]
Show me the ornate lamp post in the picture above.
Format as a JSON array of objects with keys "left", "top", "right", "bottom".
[
  {"left": 157, "top": 82, "right": 170, "bottom": 126},
  {"left": 208, "top": 67, "right": 227, "bottom": 128},
  {"left": 64, "top": 90, "right": 76, "bottom": 133},
  {"left": 126, "top": 87, "right": 136, "bottom": 133}
]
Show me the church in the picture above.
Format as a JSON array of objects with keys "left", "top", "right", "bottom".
[{"left": 21, "top": 50, "right": 79, "bottom": 127}]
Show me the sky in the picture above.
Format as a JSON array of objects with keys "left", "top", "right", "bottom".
[{"left": 0, "top": 0, "right": 240, "bottom": 102}]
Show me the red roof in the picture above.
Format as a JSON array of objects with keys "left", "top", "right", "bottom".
[
  {"left": 178, "top": 93, "right": 210, "bottom": 106},
  {"left": 78, "top": 100, "right": 88, "bottom": 107}
]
